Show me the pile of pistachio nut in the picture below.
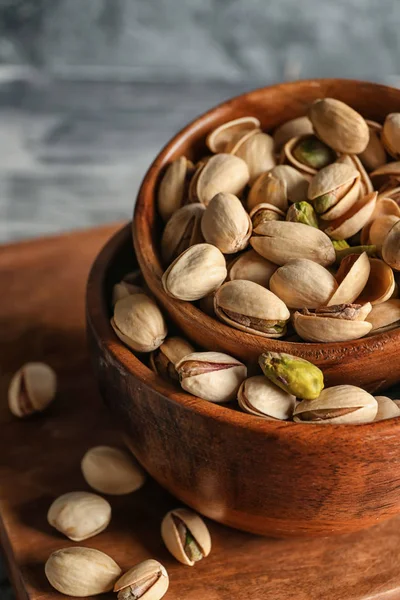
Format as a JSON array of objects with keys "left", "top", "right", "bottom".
[
  {"left": 156, "top": 98, "right": 400, "bottom": 343},
  {"left": 8, "top": 365, "right": 212, "bottom": 600}
]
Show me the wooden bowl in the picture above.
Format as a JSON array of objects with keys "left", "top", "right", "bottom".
[
  {"left": 87, "top": 224, "right": 400, "bottom": 538},
  {"left": 133, "top": 79, "right": 400, "bottom": 393}
]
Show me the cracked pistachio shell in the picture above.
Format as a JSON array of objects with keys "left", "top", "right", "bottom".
[
  {"left": 383, "top": 220, "right": 400, "bottom": 271},
  {"left": 247, "top": 171, "right": 288, "bottom": 212},
  {"left": 45, "top": 547, "right": 121, "bottom": 597},
  {"left": 176, "top": 351, "right": 247, "bottom": 403},
  {"left": 357, "top": 258, "right": 395, "bottom": 305},
  {"left": 234, "top": 131, "right": 276, "bottom": 185},
  {"left": 161, "top": 508, "right": 211, "bottom": 566},
  {"left": 114, "top": 559, "right": 169, "bottom": 600},
  {"left": 249, "top": 202, "right": 285, "bottom": 228},
  {"left": 47, "top": 492, "right": 111, "bottom": 542},
  {"left": 195, "top": 154, "right": 249, "bottom": 206},
  {"left": 286, "top": 201, "right": 318, "bottom": 227},
  {"left": 8, "top": 362, "right": 57, "bottom": 418},
  {"left": 308, "top": 98, "right": 369, "bottom": 154},
  {"left": 201, "top": 192, "right": 252, "bottom": 253},
  {"left": 112, "top": 293, "right": 167, "bottom": 353},
  {"left": 149, "top": 336, "right": 195, "bottom": 382},
  {"left": 273, "top": 116, "right": 314, "bottom": 151},
  {"left": 337, "top": 153, "right": 374, "bottom": 196},
  {"left": 308, "top": 163, "right": 360, "bottom": 220},
  {"left": 237, "top": 376, "right": 296, "bottom": 420},
  {"left": 157, "top": 157, "right": 193, "bottom": 222},
  {"left": 228, "top": 249, "right": 278, "bottom": 287},
  {"left": 214, "top": 280, "right": 290, "bottom": 338},
  {"left": 251, "top": 221, "right": 335, "bottom": 267},
  {"left": 259, "top": 352, "right": 324, "bottom": 400},
  {"left": 324, "top": 192, "right": 377, "bottom": 240},
  {"left": 367, "top": 299, "right": 400, "bottom": 332},
  {"left": 359, "top": 120, "right": 387, "bottom": 172},
  {"left": 361, "top": 197, "right": 400, "bottom": 244},
  {"left": 369, "top": 214, "right": 400, "bottom": 249},
  {"left": 161, "top": 203, "right": 205, "bottom": 265},
  {"left": 374, "top": 396, "right": 400, "bottom": 421},
  {"left": 282, "top": 135, "right": 336, "bottom": 175},
  {"left": 293, "top": 308, "right": 372, "bottom": 342},
  {"left": 162, "top": 243, "right": 227, "bottom": 301},
  {"left": 328, "top": 252, "right": 370, "bottom": 306},
  {"left": 370, "top": 161, "right": 400, "bottom": 189},
  {"left": 206, "top": 116, "right": 260, "bottom": 153},
  {"left": 382, "top": 113, "right": 400, "bottom": 159},
  {"left": 81, "top": 446, "right": 146, "bottom": 495},
  {"left": 294, "top": 385, "right": 377, "bottom": 424},
  {"left": 270, "top": 258, "right": 338, "bottom": 309}
]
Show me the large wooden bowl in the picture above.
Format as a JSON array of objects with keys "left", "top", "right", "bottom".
[
  {"left": 87, "top": 224, "right": 400, "bottom": 538},
  {"left": 133, "top": 79, "right": 400, "bottom": 393}
]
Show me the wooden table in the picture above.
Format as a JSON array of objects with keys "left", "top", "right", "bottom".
[{"left": 1, "top": 224, "right": 400, "bottom": 600}]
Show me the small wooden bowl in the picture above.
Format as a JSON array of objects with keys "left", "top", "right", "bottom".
[
  {"left": 87, "top": 224, "right": 400, "bottom": 538},
  {"left": 133, "top": 79, "right": 400, "bottom": 393}
]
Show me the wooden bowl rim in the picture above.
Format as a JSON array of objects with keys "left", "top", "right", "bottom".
[
  {"left": 132, "top": 77, "right": 400, "bottom": 360},
  {"left": 86, "top": 222, "right": 400, "bottom": 435}
]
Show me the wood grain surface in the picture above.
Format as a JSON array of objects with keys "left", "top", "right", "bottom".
[{"left": 2, "top": 224, "right": 400, "bottom": 600}]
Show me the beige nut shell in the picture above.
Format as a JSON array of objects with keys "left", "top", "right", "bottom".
[
  {"left": 8, "top": 362, "right": 57, "bottom": 418},
  {"left": 161, "top": 508, "right": 211, "bottom": 566},
  {"left": 114, "top": 559, "right": 169, "bottom": 600},
  {"left": 47, "top": 491, "right": 111, "bottom": 541},
  {"left": 81, "top": 446, "right": 146, "bottom": 495}
]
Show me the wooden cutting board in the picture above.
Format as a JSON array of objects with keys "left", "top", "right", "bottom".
[{"left": 1, "top": 223, "right": 400, "bottom": 600}]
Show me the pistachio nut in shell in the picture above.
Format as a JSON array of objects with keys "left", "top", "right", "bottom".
[
  {"left": 47, "top": 492, "right": 111, "bottom": 542},
  {"left": 359, "top": 120, "right": 387, "bottom": 172},
  {"left": 324, "top": 192, "right": 377, "bottom": 240},
  {"left": 161, "top": 203, "right": 205, "bottom": 265},
  {"left": 81, "top": 445, "right": 146, "bottom": 495},
  {"left": 249, "top": 202, "right": 285, "bottom": 228},
  {"left": 370, "top": 161, "right": 400, "bottom": 189},
  {"left": 269, "top": 259, "right": 338, "bottom": 309},
  {"left": 234, "top": 131, "right": 276, "bottom": 184},
  {"left": 337, "top": 153, "right": 374, "bottom": 196},
  {"left": 259, "top": 352, "right": 324, "bottom": 400},
  {"left": 293, "top": 305, "right": 372, "bottom": 342},
  {"left": 367, "top": 299, "right": 400, "bottom": 333},
  {"left": 382, "top": 113, "right": 400, "bottom": 159},
  {"left": 206, "top": 116, "right": 260, "bottom": 153},
  {"left": 382, "top": 220, "right": 400, "bottom": 271},
  {"left": 195, "top": 153, "right": 249, "bottom": 206},
  {"left": 273, "top": 115, "right": 314, "bottom": 151},
  {"left": 237, "top": 376, "right": 296, "bottom": 420},
  {"left": 228, "top": 249, "right": 278, "bottom": 287},
  {"left": 150, "top": 336, "right": 195, "bottom": 383},
  {"left": 176, "top": 351, "right": 247, "bottom": 403},
  {"left": 112, "top": 293, "right": 167, "bottom": 353},
  {"left": 374, "top": 396, "right": 400, "bottom": 421},
  {"left": 45, "top": 547, "right": 121, "bottom": 597},
  {"left": 201, "top": 192, "right": 252, "bottom": 253},
  {"left": 162, "top": 243, "right": 227, "bottom": 301},
  {"left": 112, "top": 281, "right": 143, "bottom": 307},
  {"left": 161, "top": 508, "right": 211, "bottom": 566},
  {"left": 308, "top": 98, "right": 369, "bottom": 154},
  {"left": 369, "top": 214, "right": 400, "bottom": 249},
  {"left": 357, "top": 258, "right": 395, "bottom": 305},
  {"left": 360, "top": 197, "right": 400, "bottom": 245},
  {"left": 251, "top": 221, "right": 336, "bottom": 267},
  {"left": 286, "top": 201, "right": 318, "bottom": 227},
  {"left": 293, "top": 385, "right": 377, "bottom": 424},
  {"left": 114, "top": 559, "right": 169, "bottom": 600},
  {"left": 327, "top": 252, "right": 370, "bottom": 306},
  {"left": 269, "top": 164, "right": 310, "bottom": 203},
  {"left": 214, "top": 279, "right": 290, "bottom": 338},
  {"left": 247, "top": 171, "right": 288, "bottom": 212},
  {"left": 157, "top": 156, "right": 193, "bottom": 222},
  {"left": 283, "top": 134, "right": 336, "bottom": 175},
  {"left": 8, "top": 362, "right": 57, "bottom": 418},
  {"left": 308, "top": 163, "right": 360, "bottom": 220}
]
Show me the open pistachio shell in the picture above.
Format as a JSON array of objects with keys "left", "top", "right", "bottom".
[
  {"left": 382, "top": 113, "right": 400, "bottom": 159},
  {"left": 206, "top": 116, "right": 260, "bottom": 153},
  {"left": 374, "top": 396, "right": 400, "bottom": 421},
  {"left": 269, "top": 165, "right": 310, "bottom": 202},
  {"left": 273, "top": 116, "right": 314, "bottom": 151},
  {"left": 293, "top": 309, "right": 372, "bottom": 342},
  {"left": 249, "top": 202, "right": 285, "bottom": 228},
  {"left": 294, "top": 385, "right": 377, "bottom": 424},
  {"left": 247, "top": 171, "right": 288, "bottom": 212},
  {"left": 228, "top": 249, "right": 278, "bottom": 287},
  {"left": 201, "top": 192, "right": 252, "bottom": 254},
  {"left": 359, "top": 120, "right": 387, "bottom": 172},
  {"left": 270, "top": 259, "right": 338, "bottom": 309},
  {"left": 195, "top": 154, "right": 249, "bottom": 206},
  {"left": 308, "top": 163, "right": 360, "bottom": 220},
  {"left": 114, "top": 560, "right": 169, "bottom": 600},
  {"left": 214, "top": 279, "right": 290, "bottom": 338},
  {"left": 234, "top": 131, "right": 276, "bottom": 185},
  {"left": 382, "top": 220, "right": 400, "bottom": 271},
  {"left": 161, "top": 508, "right": 211, "bottom": 567},
  {"left": 158, "top": 157, "right": 193, "bottom": 222},
  {"left": 368, "top": 299, "right": 400, "bottom": 333},
  {"left": 337, "top": 154, "right": 374, "bottom": 196},
  {"left": 356, "top": 258, "right": 395, "bottom": 305},
  {"left": 282, "top": 135, "right": 336, "bottom": 175},
  {"left": 361, "top": 197, "right": 400, "bottom": 244},
  {"left": 150, "top": 337, "right": 195, "bottom": 383},
  {"left": 379, "top": 185, "right": 400, "bottom": 203},
  {"left": 324, "top": 192, "right": 377, "bottom": 240},
  {"left": 327, "top": 252, "right": 370, "bottom": 306},
  {"left": 237, "top": 376, "right": 296, "bottom": 420},
  {"left": 369, "top": 214, "right": 400, "bottom": 249},
  {"left": 161, "top": 203, "right": 205, "bottom": 266},
  {"left": 370, "top": 161, "right": 400, "bottom": 189}
]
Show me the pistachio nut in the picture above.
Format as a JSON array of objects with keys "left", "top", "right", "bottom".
[
  {"left": 369, "top": 214, "right": 400, "bottom": 249},
  {"left": 269, "top": 258, "right": 338, "bottom": 309},
  {"left": 114, "top": 560, "right": 169, "bottom": 600},
  {"left": 162, "top": 243, "right": 227, "bottom": 301},
  {"left": 195, "top": 153, "right": 249, "bottom": 206},
  {"left": 247, "top": 171, "right": 288, "bottom": 212},
  {"left": 81, "top": 445, "right": 146, "bottom": 495},
  {"left": 214, "top": 280, "right": 290, "bottom": 337},
  {"left": 161, "top": 508, "right": 211, "bottom": 566},
  {"left": 234, "top": 131, "right": 276, "bottom": 184},
  {"left": 328, "top": 252, "right": 370, "bottom": 306},
  {"left": 206, "top": 116, "right": 260, "bottom": 153},
  {"left": 308, "top": 163, "right": 360, "bottom": 220},
  {"left": 149, "top": 336, "right": 195, "bottom": 383},
  {"left": 361, "top": 197, "right": 400, "bottom": 245},
  {"left": 357, "top": 258, "right": 395, "bottom": 304},
  {"left": 228, "top": 249, "right": 278, "bottom": 287},
  {"left": 249, "top": 202, "right": 285, "bottom": 228},
  {"left": 334, "top": 244, "right": 377, "bottom": 262},
  {"left": 157, "top": 156, "right": 193, "bottom": 222},
  {"left": 293, "top": 304, "right": 372, "bottom": 342},
  {"left": 374, "top": 396, "right": 400, "bottom": 421},
  {"left": 237, "top": 376, "right": 296, "bottom": 420},
  {"left": 112, "top": 293, "right": 167, "bottom": 353},
  {"left": 337, "top": 154, "right": 374, "bottom": 196},
  {"left": 324, "top": 192, "right": 377, "bottom": 240},
  {"left": 367, "top": 299, "right": 400, "bottom": 333},
  {"left": 8, "top": 362, "right": 57, "bottom": 418},
  {"left": 293, "top": 385, "right": 378, "bottom": 424},
  {"left": 359, "top": 120, "right": 387, "bottom": 172},
  {"left": 370, "top": 161, "right": 400, "bottom": 190},
  {"left": 45, "top": 547, "right": 121, "bottom": 597},
  {"left": 382, "top": 113, "right": 400, "bottom": 159},
  {"left": 273, "top": 116, "right": 314, "bottom": 151},
  {"left": 269, "top": 164, "right": 310, "bottom": 202},
  {"left": 283, "top": 135, "right": 336, "bottom": 175},
  {"left": 259, "top": 351, "right": 324, "bottom": 400},
  {"left": 382, "top": 220, "right": 400, "bottom": 271},
  {"left": 251, "top": 221, "right": 336, "bottom": 267},
  {"left": 175, "top": 351, "right": 247, "bottom": 403},
  {"left": 47, "top": 491, "right": 111, "bottom": 541},
  {"left": 308, "top": 98, "right": 369, "bottom": 154},
  {"left": 286, "top": 201, "right": 318, "bottom": 227},
  {"left": 112, "top": 281, "right": 143, "bottom": 307},
  {"left": 201, "top": 192, "right": 252, "bottom": 253},
  {"left": 161, "top": 203, "right": 205, "bottom": 265}
]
